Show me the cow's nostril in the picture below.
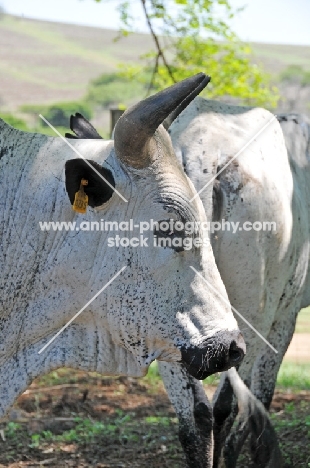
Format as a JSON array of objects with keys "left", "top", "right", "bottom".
[
  {"left": 180, "top": 330, "right": 246, "bottom": 380},
  {"left": 229, "top": 340, "right": 244, "bottom": 365}
]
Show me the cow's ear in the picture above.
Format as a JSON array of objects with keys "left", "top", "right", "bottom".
[
  {"left": 65, "top": 114, "right": 103, "bottom": 140},
  {"left": 65, "top": 158, "right": 115, "bottom": 208}
]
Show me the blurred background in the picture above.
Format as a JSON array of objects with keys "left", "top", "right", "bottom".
[
  {"left": 0, "top": 2, "right": 309, "bottom": 466},
  {"left": 0, "top": 0, "right": 309, "bottom": 137}
]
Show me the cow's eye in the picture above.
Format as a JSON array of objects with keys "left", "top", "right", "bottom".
[
  {"left": 154, "top": 219, "right": 187, "bottom": 252},
  {"left": 154, "top": 219, "right": 184, "bottom": 237}
]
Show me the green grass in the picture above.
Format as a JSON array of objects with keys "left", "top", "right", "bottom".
[
  {"left": 27, "top": 415, "right": 132, "bottom": 447},
  {"left": 3, "top": 413, "right": 181, "bottom": 467},
  {"left": 295, "top": 307, "right": 310, "bottom": 333},
  {"left": 276, "top": 361, "right": 310, "bottom": 390},
  {"left": 270, "top": 403, "right": 310, "bottom": 468}
]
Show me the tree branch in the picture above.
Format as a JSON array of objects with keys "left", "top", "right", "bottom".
[
  {"left": 146, "top": 52, "right": 160, "bottom": 96},
  {"left": 140, "top": 0, "right": 176, "bottom": 83}
]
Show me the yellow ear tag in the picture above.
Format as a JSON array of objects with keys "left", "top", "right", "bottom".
[{"left": 73, "top": 178, "right": 88, "bottom": 214}]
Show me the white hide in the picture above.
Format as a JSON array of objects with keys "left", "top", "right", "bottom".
[
  {"left": 0, "top": 120, "right": 239, "bottom": 418},
  {"left": 169, "top": 98, "right": 310, "bottom": 401}
]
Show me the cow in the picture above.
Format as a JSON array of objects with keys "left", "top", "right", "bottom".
[
  {"left": 68, "top": 103, "right": 310, "bottom": 467},
  {"left": 166, "top": 101, "right": 310, "bottom": 467},
  {"left": 0, "top": 75, "right": 246, "bottom": 467}
]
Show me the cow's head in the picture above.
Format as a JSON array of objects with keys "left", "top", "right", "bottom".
[{"left": 64, "top": 74, "right": 245, "bottom": 379}]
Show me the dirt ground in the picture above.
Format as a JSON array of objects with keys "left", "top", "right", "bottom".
[{"left": 0, "top": 368, "right": 309, "bottom": 468}]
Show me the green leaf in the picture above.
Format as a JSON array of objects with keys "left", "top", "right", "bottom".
[{"left": 92, "top": 0, "right": 279, "bottom": 108}]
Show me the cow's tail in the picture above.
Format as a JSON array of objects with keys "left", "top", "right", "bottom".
[{"left": 226, "top": 367, "right": 283, "bottom": 468}]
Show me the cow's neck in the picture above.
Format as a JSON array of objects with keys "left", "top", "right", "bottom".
[{"left": 0, "top": 126, "right": 126, "bottom": 349}]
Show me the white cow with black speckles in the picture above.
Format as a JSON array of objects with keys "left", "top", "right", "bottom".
[
  {"left": 66, "top": 97, "right": 308, "bottom": 468},
  {"left": 163, "top": 99, "right": 310, "bottom": 468},
  {"left": 64, "top": 97, "right": 309, "bottom": 468},
  {"left": 0, "top": 75, "right": 245, "bottom": 466}
]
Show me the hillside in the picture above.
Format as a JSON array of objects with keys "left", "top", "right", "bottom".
[
  {"left": 0, "top": 15, "right": 152, "bottom": 111},
  {"left": 0, "top": 14, "right": 309, "bottom": 114}
]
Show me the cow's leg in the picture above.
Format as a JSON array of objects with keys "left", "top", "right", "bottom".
[
  {"left": 212, "top": 342, "right": 257, "bottom": 468},
  {"left": 247, "top": 304, "right": 300, "bottom": 467},
  {"left": 212, "top": 337, "right": 275, "bottom": 468},
  {"left": 216, "top": 300, "right": 298, "bottom": 468},
  {"left": 251, "top": 303, "right": 299, "bottom": 409},
  {"left": 212, "top": 372, "right": 239, "bottom": 468},
  {"left": 158, "top": 361, "right": 213, "bottom": 468}
]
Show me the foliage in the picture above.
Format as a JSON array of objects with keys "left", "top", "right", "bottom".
[
  {"left": 5, "top": 422, "right": 22, "bottom": 439},
  {"left": 19, "top": 103, "right": 47, "bottom": 115},
  {"left": 280, "top": 64, "right": 310, "bottom": 87},
  {"left": 20, "top": 101, "right": 92, "bottom": 131},
  {"left": 41, "top": 101, "right": 92, "bottom": 128},
  {"left": 94, "top": 0, "right": 279, "bottom": 108},
  {"left": 279, "top": 64, "right": 310, "bottom": 111},
  {"left": 0, "top": 113, "right": 29, "bottom": 131},
  {"left": 85, "top": 71, "right": 148, "bottom": 108}
]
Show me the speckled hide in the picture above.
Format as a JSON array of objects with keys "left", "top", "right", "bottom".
[
  {"left": 0, "top": 107, "right": 241, "bottom": 422},
  {"left": 167, "top": 98, "right": 310, "bottom": 467}
]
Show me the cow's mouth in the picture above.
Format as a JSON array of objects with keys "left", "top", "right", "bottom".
[
  {"left": 180, "top": 330, "right": 246, "bottom": 380},
  {"left": 182, "top": 359, "right": 235, "bottom": 380}
]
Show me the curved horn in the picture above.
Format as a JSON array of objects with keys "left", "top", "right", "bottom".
[
  {"left": 114, "top": 73, "right": 208, "bottom": 169},
  {"left": 163, "top": 75, "right": 211, "bottom": 130}
]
